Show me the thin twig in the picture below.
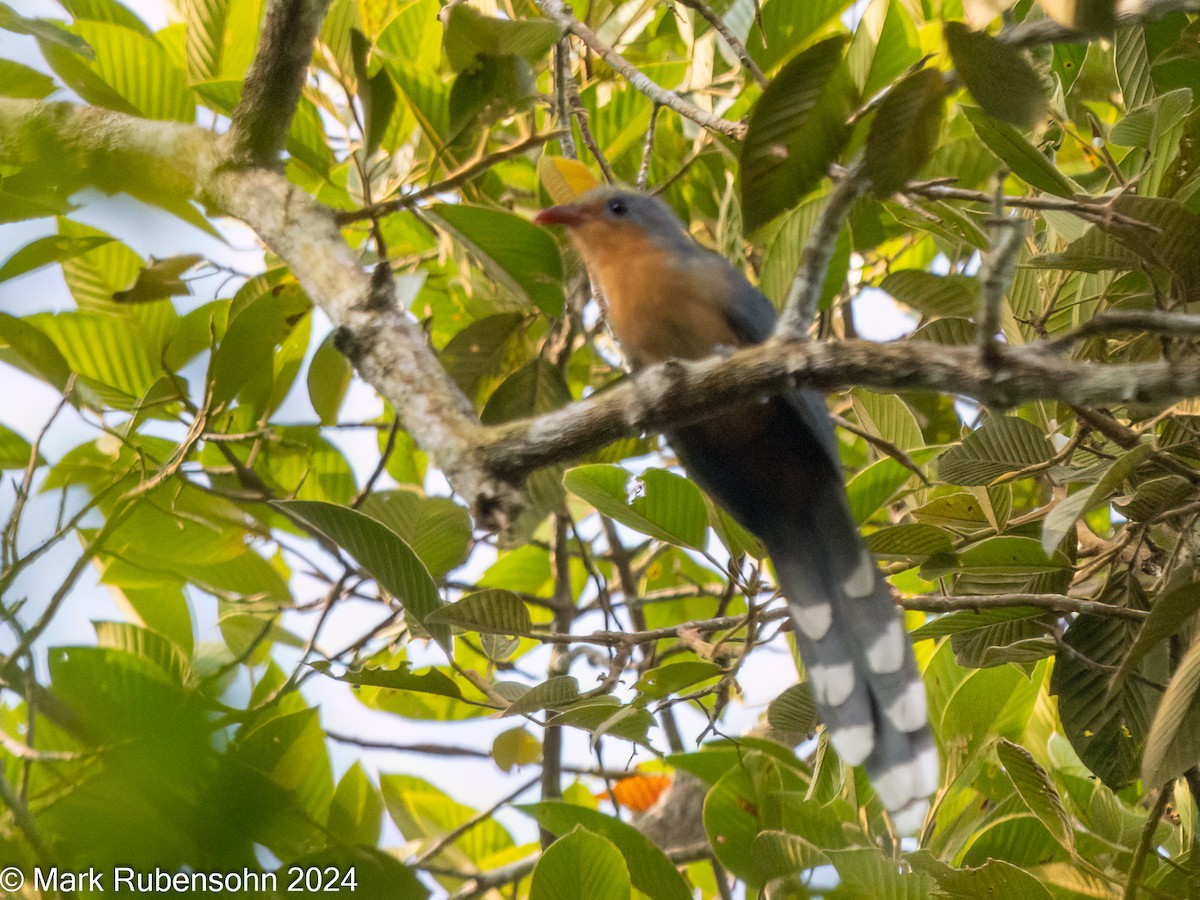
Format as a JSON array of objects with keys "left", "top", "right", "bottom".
[
  {"left": 412, "top": 775, "right": 540, "bottom": 866},
  {"left": 636, "top": 103, "right": 660, "bottom": 192},
  {"left": 677, "top": 0, "right": 768, "bottom": 87},
  {"left": 778, "top": 162, "right": 868, "bottom": 337},
  {"left": 533, "top": 0, "right": 746, "bottom": 139},
  {"left": 830, "top": 413, "right": 929, "bottom": 485},
  {"left": 977, "top": 190, "right": 1025, "bottom": 361},
  {"left": 1125, "top": 779, "right": 1173, "bottom": 900},
  {"left": 900, "top": 178, "right": 1156, "bottom": 230},
  {"left": 1047, "top": 311, "right": 1200, "bottom": 352},
  {"left": 561, "top": 69, "right": 616, "bottom": 184},
  {"left": 335, "top": 131, "right": 565, "bottom": 224}
]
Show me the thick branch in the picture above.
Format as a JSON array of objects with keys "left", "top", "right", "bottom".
[
  {"left": 483, "top": 336, "right": 1200, "bottom": 479},
  {"left": 533, "top": 0, "right": 746, "bottom": 139},
  {"left": 226, "top": 0, "right": 330, "bottom": 167}
]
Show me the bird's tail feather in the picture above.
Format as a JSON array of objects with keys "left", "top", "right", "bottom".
[{"left": 764, "top": 488, "right": 938, "bottom": 831}]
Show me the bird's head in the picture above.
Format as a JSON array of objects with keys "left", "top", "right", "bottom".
[{"left": 535, "top": 187, "right": 694, "bottom": 266}]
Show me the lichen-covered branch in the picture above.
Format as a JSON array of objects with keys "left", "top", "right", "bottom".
[{"left": 226, "top": 0, "right": 331, "bottom": 166}]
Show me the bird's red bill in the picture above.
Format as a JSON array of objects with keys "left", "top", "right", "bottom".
[{"left": 534, "top": 204, "right": 591, "bottom": 227}]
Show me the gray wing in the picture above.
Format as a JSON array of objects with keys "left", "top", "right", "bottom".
[{"left": 716, "top": 259, "right": 843, "bottom": 469}]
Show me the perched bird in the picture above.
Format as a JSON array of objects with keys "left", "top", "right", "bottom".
[{"left": 536, "top": 187, "right": 938, "bottom": 830}]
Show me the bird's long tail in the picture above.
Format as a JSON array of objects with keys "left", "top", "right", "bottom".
[{"left": 762, "top": 479, "right": 938, "bottom": 831}]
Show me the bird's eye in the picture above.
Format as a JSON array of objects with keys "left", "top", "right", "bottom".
[{"left": 606, "top": 197, "right": 628, "bottom": 217}]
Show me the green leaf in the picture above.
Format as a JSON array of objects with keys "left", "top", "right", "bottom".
[
  {"left": 439, "top": 312, "right": 526, "bottom": 399},
  {"left": 996, "top": 738, "right": 1075, "bottom": 853},
  {"left": 0, "top": 59, "right": 56, "bottom": 98},
  {"left": 55, "top": 219, "right": 143, "bottom": 308},
  {"left": 880, "top": 269, "right": 978, "bottom": 318},
  {"left": 549, "top": 702, "right": 656, "bottom": 748},
  {"left": 208, "top": 283, "right": 309, "bottom": 409},
  {"left": 633, "top": 661, "right": 723, "bottom": 700},
  {"left": 312, "top": 661, "right": 463, "bottom": 699},
  {"left": 503, "top": 675, "right": 581, "bottom": 716},
  {"left": 942, "top": 660, "right": 1046, "bottom": 758},
  {"left": 530, "top": 827, "right": 631, "bottom": 900},
  {"left": 93, "top": 620, "right": 189, "bottom": 684},
  {"left": 442, "top": 4, "right": 563, "bottom": 72},
  {"left": 912, "top": 605, "right": 1048, "bottom": 640},
  {"left": 425, "top": 590, "right": 531, "bottom": 636},
  {"left": 307, "top": 330, "right": 353, "bottom": 425},
  {"left": 909, "top": 851, "right": 1054, "bottom": 899},
  {"left": 563, "top": 465, "right": 709, "bottom": 550},
  {"left": 848, "top": 0, "right": 921, "bottom": 98},
  {"left": 865, "top": 523, "right": 953, "bottom": 560},
  {"left": 33, "top": 309, "right": 164, "bottom": 404},
  {"left": 1053, "top": 609, "right": 1156, "bottom": 789},
  {"left": 1102, "top": 196, "right": 1200, "bottom": 303},
  {"left": 480, "top": 359, "right": 572, "bottom": 424},
  {"left": 850, "top": 388, "right": 924, "bottom": 450},
  {"left": 1143, "top": 634, "right": 1200, "bottom": 785},
  {"left": 846, "top": 454, "right": 930, "bottom": 522},
  {"left": 747, "top": 0, "right": 852, "bottom": 73},
  {"left": 0, "top": 424, "right": 38, "bottom": 469},
  {"left": 0, "top": 234, "right": 112, "bottom": 283},
  {"left": 1041, "top": 443, "right": 1152, "bottom": 554},
  {"left": 519, "top": 802, "right": 692, "bottom": 900},
  {"left": 1114, "top": 26, "right": 1154, "bottom": 111},
  {"left": 937, "top": 416, "right": 1054, "bottom": 486},
  {"left": 864, "top": 68, "right": 946, "bottom": 197},
  {"left": 183, "top": 0, "right": 228, "bottom": 81},
  {"left": 0, "top": 313, "right": 72, "bottom": 392},
  {"left": 41, "top": 20, "right": 194, "bottom": 121},
  {"left": 740, "top": 36, "right": 855, "bottom": 233},
  {"left": 751, "top": 830, "right": 826, "bottom": 885},
  {"left": 826, "top": 847, "right": 937, "bottom": 899},
  {"left": 382, "top": 774, "right": 515, "bottom": 867},
  {"left": 0, "top": 3, "right": 93, "bottom": 56},
  {"left": 278, "top": 499, "right": 449, "bottom": 650},
  {"left": 962, "top": 106, "right": 1077, "bottom": 197},
  {"left": 944, "top": 21, "right": 1047, "bottom": 129},
  {"left": 1115, "top": 474, "right": 1194, "bottom": 522},
  {"left": 1118, "top": 582, "right": 1200, "bottom": 686},
  {"left": 448, "top": 53, "right": 536, "bottom": 139},
  {"left": 356, "top": 490, "right": 471, "bottom": 580},
  {"left": 429, "top": 205, "right": 564, "bottom": 317},
  {"left": 767, "top": 681, "right": 816, "bottom": 737}
]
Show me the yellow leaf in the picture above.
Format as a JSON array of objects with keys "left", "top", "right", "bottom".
[{"left": 538, "top": 155, "right": 599, "bottom": 204}]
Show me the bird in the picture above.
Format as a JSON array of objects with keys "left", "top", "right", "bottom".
[{"left": 535, "top": 187, "right": 938, "bottom": 831}]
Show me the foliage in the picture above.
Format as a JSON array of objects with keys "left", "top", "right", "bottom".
[{"left": 2, "top": 0, "right": 1200, "bottom": 897}]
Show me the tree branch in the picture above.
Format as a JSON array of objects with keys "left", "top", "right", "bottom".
[
  {"left": 677, "top": 0, "right": 768, "bottom": 87},
  {"left": 482, "top": 336, "right": 1200, "bottom": 481},
  {"left": 777, "top": 163, "right": 868, "bottom": 337},
  {"left": 334, "top": 130, "right": 567, "bottom": 225},
  {"left": 532, "top": 0, "right": 746, "bottom": 139},
  {"left": 226, "top": 0, "right": 331, "bottom": 167}
]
